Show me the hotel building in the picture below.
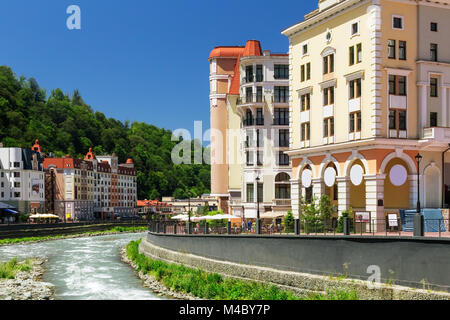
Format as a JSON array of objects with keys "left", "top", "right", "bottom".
[
  {"left": 44, "top": 148, "right": 137, "bottom": 221},
  {"left": 282, "top": 0, "right": 450, "bottom": 228},
  {"left": 209, "top": 40, "right": 292, "bottom": 218},
  {"left": 0, "top": 140, "right": 45, "bottom": 214}
]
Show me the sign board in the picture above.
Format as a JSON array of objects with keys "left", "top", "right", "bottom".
[
  {"left": 388, "top": 214, "right": 398, "bottom": 227},
  {"left": 355, "top": 211, "right": 370, "bottom": 223}
]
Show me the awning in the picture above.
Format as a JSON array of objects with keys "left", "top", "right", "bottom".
[
  {"left": 3, "top": 209, "right": 19, "bottom": 214},
  {"left": 260, "top": 212, "right": 286, "bottom": 219}
]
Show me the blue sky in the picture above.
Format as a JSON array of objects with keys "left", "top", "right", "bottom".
[{"left": 0, "top": 0, "right": 316, "bottom": 134}]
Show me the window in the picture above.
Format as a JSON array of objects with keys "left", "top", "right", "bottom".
[
  {"left": 392, "top": 16, "right": 403, "bottom": 30},
  {"left": 431, "top": 44, "right": 438, "bottom": 61},
  {"left": 323, "top": 86, "right": 334, "bottom": 105},
  {"left": 245, "top": 65, "right": 253, "bottom": 82},
  {"left": 389, "top": 110, "right": 407, "bottom": 132},
  {"left": 357, "top": 44, "right": 362, "bottom": 63},
  {"left": 274, "top": 86, "right": 289, "bottom": 103},
  {"left": 398, "top": 76, "right": 406, "bottom": 96},
  {"left": 14, "top": 192, "right": 20, "bottom": 198},
  {"left": 246, "top": 184, "right": 254, "bottom": 203},
  {"left": 323, "top": 54, "right": 334, "bottom": 74},
  {"left": 303, "top": 44, "right": 308, "bottom": 55},
  {"left": 278, "top": 152, "right": 289, "bottom": 166},
  {"left": 389, "top": 75, "right": 406, "bottom": 96},
  {"left": 349, "top": 78, "right": 361, "bottom": 99},
  {"left": 274, "top": 64, "right": 289, "bottom": 79},
  {"left": 349, "top": 112, "right": 361, "bottom": 133},
  {"left": 257, "top": 152, "right": 263, "bottom": 166},
  {"left": 349, "top": 46, "right": 355, "bottom": 65},
  {"left": 301, "top": 123, "right": 310, "bottom": 141},
  {"left": 399, "top": 41, "right": 406, "bottom": 60},
  {"left": 351, "top": 22, "right": 359, "bottom": 35},
  {"left": 256, "top": 86, "right": 263, "bottom": 102},
  {"left": 13, "top": 172, "right": 20, "bottom": 178},
  {"left": 301, "top": 65, "right": 305, "bottom": 82},
  {"left": 323, "top": 117, "right": 334, "bottom": 138},
  {"left": 301, "top": 93, "right": 310, "bottom": 111},
  {"left": 279, "top": 129, "right": 289, "bottom": 147},
  {"left": 388, "top": 40, "right": 396, "bottom": 59},
  {"left": 431, "top": 22, "right": 438, "bottom": 32},
  {"left": 257, "top": 183, "right": 263, "bottom": 202},
  {"left": 14, "top": 182, "right": 20, "bottom": 188},
  {"left": 274, "top": 108, "right": 289, "bottom": 125},
  {"left": 430, "top": 78, "right": 438, "bottom": 97},
  {"left": 245, "top": 87, "right": 253, "bottom": 103},
  {"left": 306, "top": 63, "right": 311, "bottom": 80},
  {"left": 430, "top": 112, "right": 438, "bottom": 127},
  {"left": 256, "top": 108, "right": 264, "bottom": 125},
  {"left": 256, "top": 65, "right": 263, "bottom": 82}
]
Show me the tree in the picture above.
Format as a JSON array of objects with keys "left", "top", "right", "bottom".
[{"left": 0, "top": 66, "right": 211, "bottom": 200}]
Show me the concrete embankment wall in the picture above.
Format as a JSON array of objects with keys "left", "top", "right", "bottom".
[
  {"left": 142, "top": 232, "right": 450, "bottom": 296},
  {"left": 0, "top": 222, "right": 147, "bottom": 239}
]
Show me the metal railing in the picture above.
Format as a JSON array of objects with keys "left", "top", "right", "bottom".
[{"left": 148, "top": 216, "right": 450, "bottom": 238}]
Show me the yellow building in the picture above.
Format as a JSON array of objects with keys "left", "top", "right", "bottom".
[{"left": 282, "top": 0, "right": 450, "bottom": 228}]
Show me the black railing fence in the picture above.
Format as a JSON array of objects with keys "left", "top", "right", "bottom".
[{"left": 148, "top": 216, "right": 450, "bottom": 238}]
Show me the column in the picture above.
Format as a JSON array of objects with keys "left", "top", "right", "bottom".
[
  {"left": 290, "top": 179, "right": 300, "bottom": 219},
  {"left": 442, "top": 86, "right": 447, "bottom": 127},
  {"left": 365, "top": 174, "right": 385, "bottom": 232},
  {"left": 312, "top": 178, "right": 324, "bottom": 202},
  {"left": 336, "top": 177, "right": 350, "bottom": 216},
  {"left": 418, "top": 84, "right": 427, "bottom": 137}
]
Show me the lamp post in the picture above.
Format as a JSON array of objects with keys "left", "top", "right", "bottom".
[
  {"left": 414, "top": 153, "right": 424, "bottom": 236},
  {"left": 415, "top": 153, "right": 422, "bottom": 213},
  {"left": 256, "top": 176, "right": 261, "bottom": 234},
  {"left": 187, "top": 191, "right": 192, "bottom": 234}
]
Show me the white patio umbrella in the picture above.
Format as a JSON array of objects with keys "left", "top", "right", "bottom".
[
  {"left": 171, "top": 214, "right": 188, "bottom": 220},
  {"left": 260, "top": 212, "right": 286, "bottom": 219}
]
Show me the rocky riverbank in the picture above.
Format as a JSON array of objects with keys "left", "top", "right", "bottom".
[
  {"left": 119, "top": 246, "right": 200, "bottom": 300},
  {"left": 0, "top": 258, "right": 54, "bottom": 300}
]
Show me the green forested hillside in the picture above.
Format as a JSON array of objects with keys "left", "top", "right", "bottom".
[{"left": 0, "top": 66, "right": 210, "bottom": 200}]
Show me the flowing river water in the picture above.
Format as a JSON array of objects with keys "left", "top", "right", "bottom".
[{"left": 0, "top": 232, "right": 163, "bottom": 300}]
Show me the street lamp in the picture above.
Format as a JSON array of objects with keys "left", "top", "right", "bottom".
[
  {"left": 256, "top": 176, "right": 261, "bottom": 234},
  {"left": 414, "top": 153, "right": 424, "bottom": 236},
  {"left": 415, "top": 153, "right": 422, "bottom": 214},
  {"left": 187, "top": 191, "right": 192, "bottom": 234}
]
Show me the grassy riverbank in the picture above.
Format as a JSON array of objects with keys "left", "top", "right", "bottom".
[
  {"left": 0, "top": 226, "right": 147, "bottom": 245},
  {"left": 0, "top": 258, "right": 33, "bottom": 279},
  {"left": 126, "top": 240, "right": 358, "bottom": 300}
]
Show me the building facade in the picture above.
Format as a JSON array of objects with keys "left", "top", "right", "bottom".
[
  {"left": 44, "top": 148, "right": 137, "bottom": 221},
  {"left": 282, "top": 0, "right": 450, "bottom": 228},
  {"left": 209, "top": 40, "right": 292, "bottom": 219},
  {"left": 0, "top": 140, "right": 45, "bottom": 214}
]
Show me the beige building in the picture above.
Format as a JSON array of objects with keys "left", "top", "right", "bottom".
[
  {"left": 209, "top": 40, "right": 292, "bottom": 219},
  {"left": 282, "top": 0, "right": 450, "bottom": 228}
]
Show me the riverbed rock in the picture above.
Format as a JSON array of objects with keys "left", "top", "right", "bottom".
[
  {"left": 119, "top": 247, "right": 200, "bottom": 301},
  {"left": 0, "top": 258, "right": 55, "bottom": 300}
]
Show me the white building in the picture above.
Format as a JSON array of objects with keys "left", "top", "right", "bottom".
[{"left": 0, "top": 145, "right": 45, "bottom": 214}]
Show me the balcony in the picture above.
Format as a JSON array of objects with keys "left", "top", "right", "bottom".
[
  {"left": 274, "top": 199, "right": 291, "bottom": 206},
  {"left": 242, "top": 75, "right": 263, "bottom": 83},
  {"left": 423, "top": 127, "right": 450, "bottom": 142},
  {"left": 273, "top": 118, "right": 289, "bottom": 126}
]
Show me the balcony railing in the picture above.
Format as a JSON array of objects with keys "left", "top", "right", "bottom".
[
  {"left": 274, "top": 199, "right": 291, "bottom": 206},
  {"left": 423, "top": 127, "right": 450, "bottom": 141},
  {"left": 274, "top": 97, "right": 289, "bottom": 103},
  {"left": 273, "top": 118, "right": 289, "bottom": 126}
]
